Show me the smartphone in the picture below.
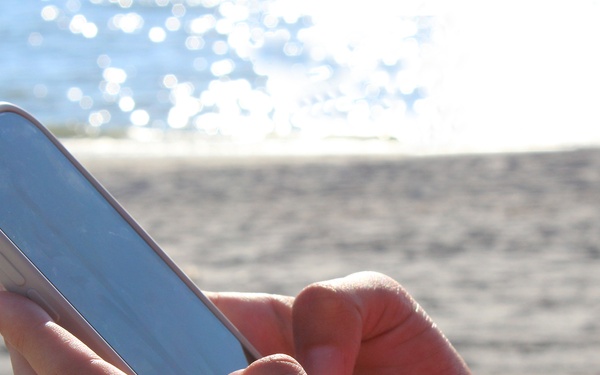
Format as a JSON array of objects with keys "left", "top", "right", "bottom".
[{"left": 0, "top": 103, "right": 260, "bottom": 374}]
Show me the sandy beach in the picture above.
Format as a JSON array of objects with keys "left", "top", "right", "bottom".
[{"left": 2, "top": 148, "right": 600, "bottom": 374}]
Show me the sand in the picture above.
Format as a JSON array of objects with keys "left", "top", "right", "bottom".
[{"left": 1, "top": 148, "right": 600, "bottom": 374}]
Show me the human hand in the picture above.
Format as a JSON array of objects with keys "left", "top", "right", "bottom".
[
  {"left": 0, "top": 291, "right": 125, "bottom": 375},
  {"left": 210, "top": 271, "right": 470, "bottom": 375},
  {"left": 0, "top": 271, "right": 470, "bottom": 374}
]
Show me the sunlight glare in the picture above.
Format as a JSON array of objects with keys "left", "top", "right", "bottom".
[
  {"left": 41, "top": 5, "right": 60, "bottom": 21},
  {"left": 103, "top": 67, "right": 127, "bottom": 84},
  {"left": 82, "top": 22, "right": 98, "bottom": 38},
  {"left": 118, "top": 0, "right": 133, "bottom": 8},
  {"left": 219, "top": 2, "right": 250, "bottom": 23},
  {"left": 212, "top": 40, "right": 228, "bottom": 55},
  {"left": 149, "top": 27, "right": 167, "bottom": 42},
  {"left": 210, "top": 59, "right": 235, "bottom": 77},
  {"left": 130, "top": 109, "right": 150, "bottom": 126},
  {"left": 162, "top": 74, "right": 178, "bottom": 89},
  {"left": 79, "top": 96, "right": 94, "bottom": 110},
  {"left": 69, "top": 14, "right": 87, "bottom": 33},
  {"left": 185, "top": 36, "right": 205, "bottom": 50},
  {"left": 172, "top": 4, "right": 186, "bottom": 17},
  {"left": 65, "top": 0, "right": 81, "bottom": 13},
  {"left": 239, "top": 90, "right": 273, "bottom": 115},
  {"left": 189, "top": 15, "right": 216, "bottom": 34},
  {"left": 67, "top": 87, "right": 83, "bottom": 102},
  {"left": 97, "top": 54, "right": 111, "bottom": 68},
  {"left": 89, "top": 110, "right": 111, "bottom": 127},
  {"left": 200, "top": 0, "right": 222, "bottom": 8},
  {"left": 165, "top": 16, "right": 181, "bottom": 31},
  {"left": 24, "top": 0, "right": 600, "bottom": 151},
  {"left": 167, "top": 82, "right": 201, "bottom": 129},
  {"left": 119, "top": 96, "right": 135, "bottom": 112},
  {"left": 110, "top": 13, "right": 144, "bottom": 33}
]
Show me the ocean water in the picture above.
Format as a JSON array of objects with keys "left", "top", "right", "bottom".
[
  {"left": 3, "top": 1, "right": 600, "bottom": 155},
  {"left": 1, "top": 1, "right": 433, "bottom": 138}
]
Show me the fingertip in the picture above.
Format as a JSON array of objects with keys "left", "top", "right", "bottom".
[
  {"left": 292, "top": 280, "right": 362, "bottom": 374},
  {"left": 234, "top": 354, "right": 306, "bottom": 375},
  {"left": 301, "top": 345, "right": 346, "bottom": 375}
]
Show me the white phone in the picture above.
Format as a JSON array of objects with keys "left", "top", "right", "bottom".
[{"left": 0, "top": 103, "right": 260, "bottom": 374}]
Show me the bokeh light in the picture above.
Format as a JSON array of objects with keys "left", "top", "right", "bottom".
[
  {"left": 18, "top": 0, "right": 438, "bottom": 143},
  {"left": 148, "top": 27, "right": 166, "bottom": 42},
  {"left": 3, "top": 0, "right": 599, "bottom": 153}
]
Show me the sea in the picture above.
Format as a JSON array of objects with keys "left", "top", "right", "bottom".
[{"left": 3, "top": 0, "right": 600, "bottom": 157}]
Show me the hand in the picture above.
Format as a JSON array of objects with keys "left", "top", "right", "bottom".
[
  {"left": 0, "top": 291, "right": 124, "bottom": 375},
  {"left": 0, "top": 272, "right": 470, "bottom": 374},
  {"left": 211, "top": 271, "right": 470, "bottom": 375}
]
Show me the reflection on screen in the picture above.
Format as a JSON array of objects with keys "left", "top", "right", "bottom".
[{"left": 0, "top": 112, "right": 251, "bottom": 374}]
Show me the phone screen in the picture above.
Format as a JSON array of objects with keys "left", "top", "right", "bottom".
[{"left": 0, "top": 112, "right": 253, "bottom": 374}]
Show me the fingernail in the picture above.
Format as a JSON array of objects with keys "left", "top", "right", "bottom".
[
  {"left": 303, "top": 346, "right": 345, "bottom": 375},
  {"left": 228, "top": 370, "right": 244, "bottom": 375}
]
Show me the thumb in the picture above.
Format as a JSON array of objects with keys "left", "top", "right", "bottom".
[
  {"left": 291, "top": 271, "right": 451, "bottom": 375},
  {"left": 230, "top": 354, "right": 306, "bottom": 375}
]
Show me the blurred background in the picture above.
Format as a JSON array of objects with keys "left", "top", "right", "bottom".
[{"left": 2, "top": 0, "right": 600, "bottom": 155}]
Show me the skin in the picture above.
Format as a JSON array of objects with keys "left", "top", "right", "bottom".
[{"left": 0, "top": 271, "right": 470, "bottom": 374}]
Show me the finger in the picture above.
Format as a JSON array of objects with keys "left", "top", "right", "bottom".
[
  {"left": 292, "top": 271, "right": 467, "bottom": 375},
  {"left": 230, "top": 354, "right": 306, "bottom": 375},
  {"left": 292, "top": 272, "right": 390, "bottom": 374},
  {"left": 5, "top": 341, "right": 37, "bottom": 375},
  {"left": 0, "top": 292, "right": 123, "bottom": 375},
  {"left": 206, "top": 291, "right": 295, "bottom": 356}
]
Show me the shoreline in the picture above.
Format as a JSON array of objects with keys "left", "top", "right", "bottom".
[{"left": 59, "top": 135, "right": 600, "bottom": 161}]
